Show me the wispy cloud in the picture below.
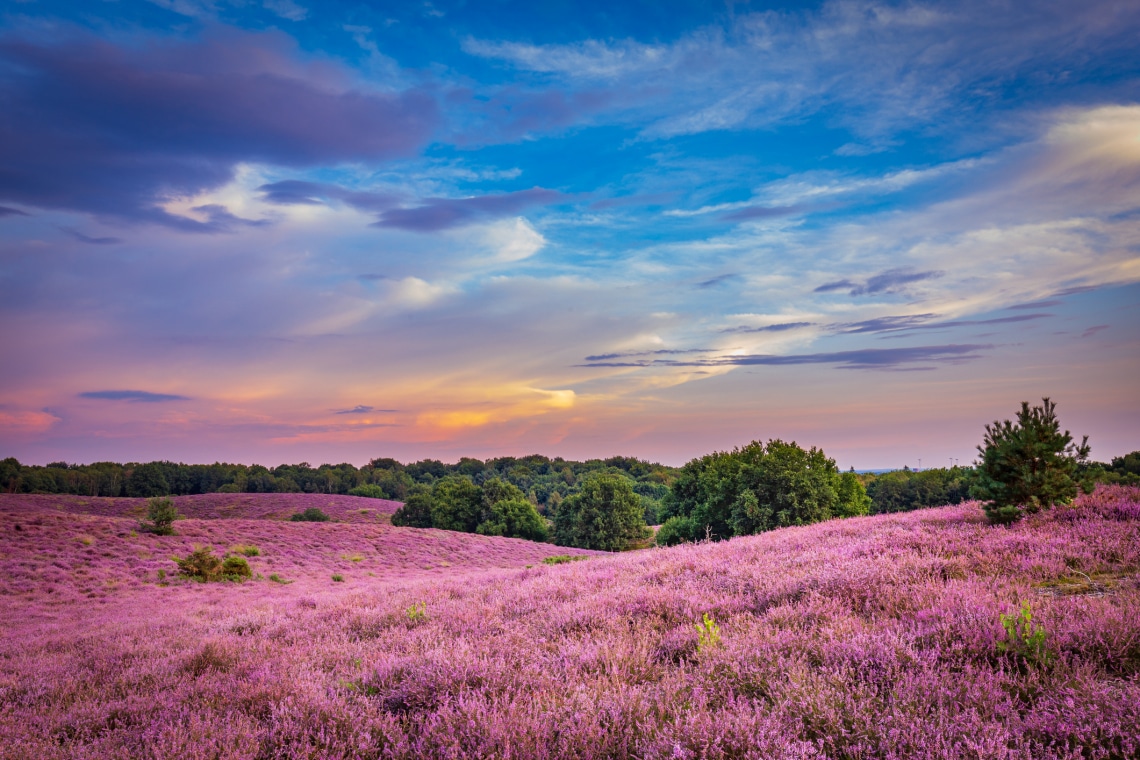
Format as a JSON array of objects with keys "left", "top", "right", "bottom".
[
  {"left": 334, "top": 405, "right": 398, "bottom": 415},
  {"left": 815, "top": 269, "right": 943, "bottom": 296},
  {"left": 581, "top": 344, "right": 992, "bottom": 371},
  {"left": 79, "top": 390, "right": 190, "bottom": 403}
]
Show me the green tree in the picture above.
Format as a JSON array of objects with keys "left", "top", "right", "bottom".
[
  {"left": 664, "top": 439, "right": 840, "bottom": 541},
  {"left": 834, "top": 469, "right": 872, "bottom": 517},
  {"left": 429, "top": 476, "right": 484, "bottom": 532},
  {"left": 390, "top": 491, "right": 434, "bottom": 528},
  {"left": 972, "top": 398, "right": 1090, "bottom": 524},
  {"left": 139, "top": 496, "right": 180, "bottom": 535},
  {"left": 126, "top": 463, "right": 170, "bottom": 497},
  {"left": 477, "top": 498, "right": 549, "bottom": 541},
  {"left": 554, "top": 472, "right": 648, "bottom": 551}
]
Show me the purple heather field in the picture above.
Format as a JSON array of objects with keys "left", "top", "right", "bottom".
[{"left": 1, "top": 489, "right": 1139, "bottom": 759}]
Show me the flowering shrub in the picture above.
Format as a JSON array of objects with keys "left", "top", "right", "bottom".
[{"left": 0, "top": 487, "right": 1137, "bottom": 758}]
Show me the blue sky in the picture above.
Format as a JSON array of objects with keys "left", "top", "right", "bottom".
[{"left": 1, "top": 0, "right": 1138, "bottom": 467}]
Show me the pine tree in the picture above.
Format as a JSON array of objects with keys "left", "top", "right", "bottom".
[{"left": 972, "top": 398, "right": 1090, "bottom": 524}]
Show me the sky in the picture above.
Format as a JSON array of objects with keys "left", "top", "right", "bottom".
[{"left": 1, "top": 0, "right": 1138, "bottom": 469}]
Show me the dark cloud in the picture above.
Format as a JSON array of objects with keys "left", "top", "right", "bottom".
[
  {"left": 258, "top": 180, "right": 401, "bottom": 212},
  {"left": 696, "top": 273, "right": 740, "bottom": 289},
  {"left": 79, "top": 390, "right": 190, "bottom": 402},
  {"left": 1006, "top": 300, "right": 1062, "bottom": 310},
  {"left": 372, "top": 187, "right": 562, "bottom": 231},
  {"left": 815, "top": 269, "right": 943, "bottom": 296},
  {"left": 583, "top": 348, "right": 715, "bottom": 362},
  {"left": 581, "top": 344, "right": 991, "bottom": 370},
  {"left": 0, "top": 205, "right": 29, "bottom": 218},
  {"left": 835, "top": 314, "right": 939, "bottom": 333},
  {"left": 1081, "top": 324, "right": 1109, "bottom": 338},
  {"left": 0, "top": 30, "right": 438, "bottom": 229},
  {"left": 721, "top": 321, "right": 815, "bottom": 333},
  {"left": 260, "top": 181, "right": 559, "bottom": 231},
  {"left": 839, "top": 312, "right": 1052, "bottom": 335},
  {"left": 334, "top": 405, "right": 399, "bottom": 414},
  {"left": 62, "top": 228, "right": 121, "bottom": 245},
  {"left": 814, "top": 279, "right": 856, "bottom": 293}
]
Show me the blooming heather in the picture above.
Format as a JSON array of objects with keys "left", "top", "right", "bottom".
[{"left": 1, "top": 488, "right": 1138, "bottom": 758}]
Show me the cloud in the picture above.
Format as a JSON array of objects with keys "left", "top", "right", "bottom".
[
  {"left": 582, "top": 344, "right": 992, "bottom": 370},
  {"left": 262, "top": 0, "right": 307, "bottom": 21},
  {"left": 0, "top": 29, "right": 437, "bottom": 228},
  {"left": 583, "top": 348, "right": 716, "bottom": 362},
  {"left": 0, "top": 205, "right": 29, "bottom": 218},
  {"left": 79, "top": 390, "right": 190, "bottom": 402},
  {"left": 334, "top": 405, "right": 398, "bottom": 414},
  {"left": 464, "top": 1, "right": 1140, "bottom": 140},
  {"left": 720, "top": 321, "right": 815, "bottom": 334},
  {"left": 1081, "top": 325, "right": 1109, "bottom": 338},
  {"left": 696, "top": 273, "right": 741, "bottom": 289},
  {"left": 815, "top": 269, "right": 943, "bottom": 296},
  {"left": 61, "top": 228, "right": 121, "bottom": 245},
  {"left": 373, "top": 188, "right": 561, "bottom": 231}
]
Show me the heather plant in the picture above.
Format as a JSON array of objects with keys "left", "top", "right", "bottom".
[
  {"left": 695, "top": 612, "right": 721, "bottom": 653},
  {"left": 973, "top": 397, "right": 1090, "bottom": 524},
  {"left": 999, "top": 602, "right": 1052, "bottom": 667},
  {"left": 139, "top": 496, "right": 179, "bottom": 535},
  {"left": 290, "top": 507, "right": 331, "bottom": 522}
]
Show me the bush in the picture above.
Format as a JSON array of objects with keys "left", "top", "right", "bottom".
[
  {"left": 542, "top": 554, "right": 588, "bottom": 565},
  {"left": 349, "top": 484, "right": 387, "bottom": 499},
  {"left": 655, "top": 515, "right": 695, "bottom": 546},
  {"left": 290, "top": 507, "right": 331, "bottom": 522},
  {"left": 220, "top": 556, "right": 251, "bottom": 581},
  {"left": 175, "top": 546, "right": 224, "bottom": 582},
  {"left": 139, "top": 496, "right": 180, "bottom": 535},
  {"left": 972, "top": 398, "right": 1090, "bottom": 524},
  {"left": 231, "top": 544, "right": 260, "bottom": 556},
  {"left": 331, "top": 574, "right": 345, "bottom": 582}
]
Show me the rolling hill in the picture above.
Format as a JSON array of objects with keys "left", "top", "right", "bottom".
[{"left": 1, "top": 488, "right": 1138, "bottom": 758}]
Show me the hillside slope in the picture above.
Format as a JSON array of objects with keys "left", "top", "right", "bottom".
[
  {"left": 1, "top": 488, "right": 1138, "bottom": 759},
  {"left": 2, "top": 491, "right": 403, "bottom": 522}
]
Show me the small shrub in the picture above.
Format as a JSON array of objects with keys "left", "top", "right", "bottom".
[
  {"left": 998, "top": 602, "right": 1051, "bottom": 667},
  {"left": 406, "top": 601, "right": 427, "bottom": 623},
  {"left": 290, "top": 508, "right": 331, "bottom": 522},
  {"left": 78, "top": 535, "right": 95, "bottom": 546},
  {"left": 695, "top": 613, "right": 721, "bottom": 654},
  {"left": 221, "top": 556, "right": 252, "bottom": 581},
  {"left": 175, "top": 546, "right": 223, "bottom": 582},
  {"left": 231, "top": 544, "right": 260, "bottom": 557},
  {"left": 542, "top": 555, "right": 588, "bottom": 565},
  {"left": 332, "top": 574, "right": 345, "bottom": 582},
  {"left": 156, "top": 568, "right": 167, "bottom": 582},
  {"left": 140, "top": 496, "right": 180, "bottom": 535},
  {"left": 268, "top": 573, "right": 292, "bottom": 584}
]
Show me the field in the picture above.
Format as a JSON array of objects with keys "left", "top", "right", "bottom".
[{"left": 1, "top": 488, "right": 1139, "bottom": 759}]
